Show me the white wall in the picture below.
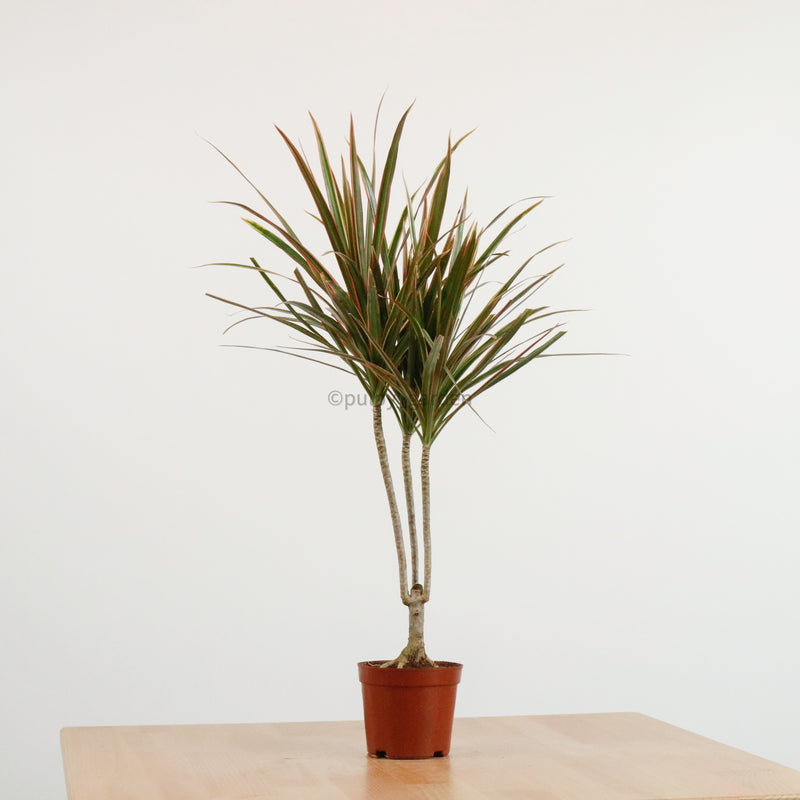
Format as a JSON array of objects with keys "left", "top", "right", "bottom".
[{"left": 3, "top": 1, "right": 800, "bottom": 796}]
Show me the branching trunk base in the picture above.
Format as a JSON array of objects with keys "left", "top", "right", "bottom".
[
  {"left": 381, "top": 642, "right": 436, "bottom": 669},
  {"left": 381, "top": 585, "right": 436, "bottom": 669}
]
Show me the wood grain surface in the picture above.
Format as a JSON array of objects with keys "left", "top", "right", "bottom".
[{"left": 61, "top": 712, "right": 800, "bottom": 800}]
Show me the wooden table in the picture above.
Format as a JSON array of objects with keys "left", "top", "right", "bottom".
[{"left": 61, "top": 712, "right": 800, "bottom": 800}]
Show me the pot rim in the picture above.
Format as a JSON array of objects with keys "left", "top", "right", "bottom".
[
  {"left": 358, "top": 660, "right": 463, "bottom": 687},
  {"left": 359, "top": 660, "right": 462, "bottom": 668}
]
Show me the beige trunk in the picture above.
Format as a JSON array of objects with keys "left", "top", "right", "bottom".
[{"left": 382, "top": 585, "right": 435, "bottom": 668}]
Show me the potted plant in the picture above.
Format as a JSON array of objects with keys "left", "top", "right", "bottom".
[{"left": 205, "top": 106, "right": 570, "bottom": 758}]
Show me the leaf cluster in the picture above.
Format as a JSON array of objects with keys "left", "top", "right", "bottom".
[{"left": 208, "top": 107, "right": 569, "bottom": 445}]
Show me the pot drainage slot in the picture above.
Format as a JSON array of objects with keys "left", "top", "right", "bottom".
[
  {"left": 433, "top": 751, "right": 444, "bottom": 758},
  {"left": 375, "top": 750, "right": 387, "bottom": 758}
]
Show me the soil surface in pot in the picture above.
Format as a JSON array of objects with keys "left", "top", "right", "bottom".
[{"left": 364, "top": 660, "right": 461, "bottom": 668}]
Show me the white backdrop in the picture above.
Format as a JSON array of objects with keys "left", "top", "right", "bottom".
[{"left": 3, "top": 1, "right": 800, "bottom": 797}]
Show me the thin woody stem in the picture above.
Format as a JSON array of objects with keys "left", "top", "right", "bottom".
[
  {"left": 373, "top": 403, "right": 410, "bottom": 604},
  {"left": 401, "top": 431, "right": 419, "bottom": 586},
  {"left": 421, "top": 442, "right": 432, "bottom": 602}
]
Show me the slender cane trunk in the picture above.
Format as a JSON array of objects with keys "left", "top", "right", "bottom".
[
  {"left": 372, "top": 403, "right": 409, "bottom": 605},
  {"left": 383, "top": 442, "right": 435, "bottom": 669},
  {"left": 421, "top": 443, "right": 432, "bottom": 602},
  {"left": 402, "top": 431, "right": 419, "bottom": 586}
]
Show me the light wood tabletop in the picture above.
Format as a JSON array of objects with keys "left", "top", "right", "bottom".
[{"left": 61, "top": 712, "right": 800, "bottom": 800}]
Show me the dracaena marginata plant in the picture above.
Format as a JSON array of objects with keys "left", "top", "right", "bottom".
[{"left": 206, "top": 107, "right": 570, "bottom": 668}]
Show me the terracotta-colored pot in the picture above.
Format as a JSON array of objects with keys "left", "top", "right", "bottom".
[{"left": 358, "top": 661, "right": 463, "bottom": 759}]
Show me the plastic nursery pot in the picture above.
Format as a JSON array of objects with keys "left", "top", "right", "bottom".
[{"left": 358, "top": 661, "right": 463, "bottom": 759}]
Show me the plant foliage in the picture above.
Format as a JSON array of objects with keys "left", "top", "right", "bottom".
[{"left": 207, "top": 106, "right": 570, "bottom": 444}]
